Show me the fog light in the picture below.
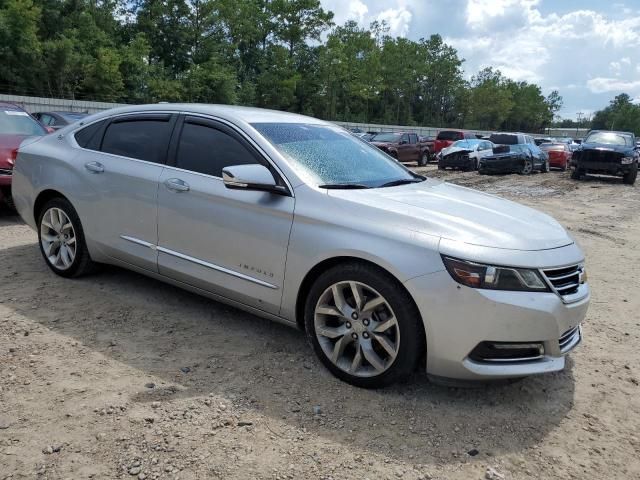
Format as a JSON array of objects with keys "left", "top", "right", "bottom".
[{"left": 469, "top": 341, "right": 544, "bottom": 363}]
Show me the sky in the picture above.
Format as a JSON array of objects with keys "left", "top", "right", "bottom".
[{"left": 320, "top": 0, "right": 640, "bottom": 120}]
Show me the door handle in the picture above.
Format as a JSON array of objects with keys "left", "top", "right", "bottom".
[
  {"left": 84, "top": 161, "right": 104, "bottom": 173},
  {"left": 164, "top": 178, "right": 190, "bottom": 192}
]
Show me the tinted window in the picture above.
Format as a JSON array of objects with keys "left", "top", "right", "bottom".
[
  {"left": 102, "top": 118, "right": 172, "bottom": 163},
  {"left": 371, "top": 132, "right": 401, "bottom": 143},
  {"left": 176, "top": 122, "right": 257, "bottom": 177},
  {"left": 437, "top": 131, "right": 463, "bottom": 141},
  {"left": 400, "top": 133, "right": 409, "bottom": 144},
  {"left": 409, "top": 134, "right": 418, "bottom": 144},
  {"left": 75, "top": 120, "right": 107, "bottom": 150},
  {"left": 489, "top": 133, "right": 520, "bottom": 145}
]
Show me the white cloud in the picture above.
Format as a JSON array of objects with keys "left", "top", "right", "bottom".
[
  {"left": 375, "top": 7, "right": 412, "bottom": 37},
  {"left": 587, "top": 78, "right": 640, "bottom": 94}
]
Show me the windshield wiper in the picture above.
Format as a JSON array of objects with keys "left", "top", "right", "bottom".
[
  {"left": 378, "top": 177, "right": 425, "bottom": 188},
  {"left": 318, "top": 183, "right": 371, "bottom": 189}
]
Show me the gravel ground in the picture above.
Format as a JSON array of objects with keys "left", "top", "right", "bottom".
[{"left": 1, "top": 166, "right": 639, "bottom": 480}]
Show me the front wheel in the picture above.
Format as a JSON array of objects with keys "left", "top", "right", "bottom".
[
  {"left": 305, "top": 263, "right": 423, "bottom": 388},
  {"left": 37, "top": 198, "right": 96, "bottom": 277},
  {"left": 623, "top": 162, "right": 637, "bottom": 185},
  {"left": 571, "top": 168, "right": 583, "bottom": 180}
]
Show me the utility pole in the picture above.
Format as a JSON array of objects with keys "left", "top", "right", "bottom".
[{"left": 576, "top": 112, "right": 583, "bottom": 138}]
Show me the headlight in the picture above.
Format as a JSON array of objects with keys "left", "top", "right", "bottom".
[
  {"left": 442, "top": 256, "right": 549, "bottom": 292},
  {"left": 621, "top": 157, "right": 634, "bottom": 165}
]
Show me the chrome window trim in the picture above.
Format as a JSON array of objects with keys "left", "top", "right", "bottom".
[{"left": 119, "top": 235, "right": 278, "bottom": 290}]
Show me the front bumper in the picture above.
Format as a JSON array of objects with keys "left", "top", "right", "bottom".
[
  {"left": 576, "top": 160, "right": 634, "bottom": 176},
  {"left": 405, "top": 264, "right": 589, "bottom": 381},
  {"left": 439, "top": 153, "right": 474, "bottom": 169},
  {"left": 478, "top": 156, "right": 524, "bottom": 174}
]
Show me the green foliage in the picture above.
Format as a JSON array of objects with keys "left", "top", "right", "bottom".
[
  {"left": 591, "top": 94, "right": 640, "bottom": 136},
  {"left": 0, "top": 0, "right": 568, "bottom": 131}
]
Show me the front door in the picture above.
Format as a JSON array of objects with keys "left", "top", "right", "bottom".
[{"left": 156, "top": 116, "right": 295, "bottom": 315}]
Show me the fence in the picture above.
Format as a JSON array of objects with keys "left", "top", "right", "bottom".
[{"left": 0, "top": 93, "right": 588, "bottom": 139}]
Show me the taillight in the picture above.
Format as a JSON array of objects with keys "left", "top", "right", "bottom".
[{"left": 8, "top": 147, "right": 18, "bottom": 166}]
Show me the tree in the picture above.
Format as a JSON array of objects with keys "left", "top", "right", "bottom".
[
  {"left": 592, "top": 94, "right": 640, "bottom": 135},
  {"left": 271, "top": 0, "right": 333, "bottom": 57},
  {"left": 467, "top": 68, "right": 514, "bottom": 130}
]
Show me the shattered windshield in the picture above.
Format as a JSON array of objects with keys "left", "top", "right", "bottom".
[{"left": 252, "top": 123, "right": 418, "bottom": 187}]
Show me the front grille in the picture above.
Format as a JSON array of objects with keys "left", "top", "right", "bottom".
[
  {"left": 559, "top": 326, "right": 581, "bottom": 353},
  {"left": 542, "top": 264, "right": 582, "bottom": 297},
  {"left": 0, "top": 168, "right": 12, "bottom": 176},
  {"left": 581, "top": 150, "right": 622, "bottom": 163}
]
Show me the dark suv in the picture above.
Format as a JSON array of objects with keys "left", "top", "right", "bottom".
[{"left": 571, "top": 130, "right": 638, "bottom": 185}]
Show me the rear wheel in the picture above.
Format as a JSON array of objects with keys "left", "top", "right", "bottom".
[
  {"left": 418, "top": 152, "right": 429, "bottom": 166},
  {"left": 37, "top": 198, "right": 96, "bottom": 277},
  {"left": 623, "top": 162, "right": 637, "bottom": 185},
  {"left": 520, "top": 158, "right": 533, "bottom": 175},
  {"left": 305, "top": 263, "right": 423, "bottom": 388},
  {"left": 1, "top": 187, "right": 15, "bottom": 210}
]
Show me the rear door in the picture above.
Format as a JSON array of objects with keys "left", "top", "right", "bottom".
[
  {"left": 76, "top": 113, "right": 177, "bottom": 271},
  {"left": 156, "top": 115, "right": 295, "bottom": 315},
  {"left": 397, "top": 133, "right": 411, "bottom": 161}
]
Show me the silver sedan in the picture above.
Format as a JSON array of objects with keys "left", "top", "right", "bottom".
[{"left": 12, "top": 105, "right": 589, "bottom": 387}]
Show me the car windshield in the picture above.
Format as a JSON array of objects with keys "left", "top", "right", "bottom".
[
  {"left": 585, "top": 131, "right": 634, "bottom": 146},
  {"left": 437, "top": 131, "right": 462, "bottom": 141},
  {"left": 451, "top": 139, "right": 481, "bottom": 149},
  {"left": 253, "top": 123, "right": 419, "bottom": 188},
  {"left": 0, "top": 109, "right": 47, "bottom": 136},
  {"left": 370, "top": 132, "right": 401, "bottom": 142}
]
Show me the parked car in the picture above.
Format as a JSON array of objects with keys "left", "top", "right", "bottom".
[
  {"left": 33, "top": 111, "right": 89, "bottom": 131},
  {"left": 0, "top": 103, "right": 50, "bottom": 209},
  {"left": 370, "top": 131, "right": 432, "bottom": 166},
  {"left": 534, "top": 137, "right": 553, "bottom": 146},
  {"left": 488, "top": 132, "right": 537, "bottom": 146},
  {"left": 359, "top": 133, "right": 376, "bottom": 142},
  {"left": 433, "top": 130, "right": 477, "bottom": 154},
  {"left": 539, "top": 142, "right": 572, "bottom": 171},
  {"left": 13, "top": 104, "right": 589, "bottom": 388},
  {"left": 437, "top": 139, "right": 495, "bottom": 171},
  {"left": 571, "top": 130, "right": 638, "bottom": 185},
  {"left": 478, "top": 143, "right": 550, "bottom": 175}
]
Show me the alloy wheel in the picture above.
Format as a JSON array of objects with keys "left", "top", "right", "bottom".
[
  {"left": 314, "top": 281, "right": 400, "bottom": 378},
  {"left": 521, "top": 159, "right": 533, "bottom": 175},
  {"left": 40, "top": 207, "right": 77, "bottom": 270}
]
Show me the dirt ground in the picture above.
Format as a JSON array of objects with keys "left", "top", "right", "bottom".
[{"left": 1, "top": 166, "right": 639, "bottom": 480}]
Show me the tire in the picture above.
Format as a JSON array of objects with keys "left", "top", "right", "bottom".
[
  {"left": 520, "top": 158, "right": 533, "bottom": 175},
  {"left": 437, "top": 163, "right": 444, "bottom": 170},
  {"left": 1, "top": 187, "right": 15, "bottom": 211},
  {"left": 474, "top": 159, "right": 479, "bottom": 171},
  {"left": 623, "top": 162, "right": 637, "bottom": 185},
  {"left": 37, "top": 197, "right": 96, "bottom": 278},
  {"left": 418, "top": 152, "right": 429, "bottom": 166},
  {"left": 571, "top": 168, "right": 583, "bottom": 180},
  {"left": 542, "top": 160, "right": 550, "bottom": 173},
  {"left": 304, "top": 262, "right": 423, "bottom": 388}
]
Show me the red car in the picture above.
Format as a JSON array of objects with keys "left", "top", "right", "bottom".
[
  {"left": 0, "top": 103, "right": 51, "bottom": 209},
  {"left": 539, "top": 142, "right": 572, "bottom": 171},
  {"left": 433, "top": 130, "right": 477, "bottom": 154}
]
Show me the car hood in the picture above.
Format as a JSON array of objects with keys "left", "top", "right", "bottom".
[
  {"left": 579, "top": 142, "right": 634, "bottom": 155},
  {"left": 0, "top": 134, "right": 29, "bottom": 169},
  {"left": 329, "top": 179, "right": 572, "bottom": 251},
  {"left": 441, "top": 146, "right": 474, "bottom": 156}
]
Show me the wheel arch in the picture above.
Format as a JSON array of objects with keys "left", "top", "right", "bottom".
[
  {"left": 33, "top": 189, "right": 71, "bottom": 224},
  {"left": 294, "top": 256, "right": 424, "bottom": 338}
]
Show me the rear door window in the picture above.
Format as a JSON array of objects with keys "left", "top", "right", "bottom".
[
  {"left": 409, "top": 134, "right": 418, "bottom": 144},
  {"left": 437, "top": 131, "right": 462, "bottom": 141},
  {"left": 74, "top": 120, "right": 108, "bottom": 150},
  {"left": 101, "top": 115, "right": 174, "bottom": 163}
]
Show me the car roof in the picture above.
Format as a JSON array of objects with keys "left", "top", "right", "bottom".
[
  {"left": 82, "top": 103, "right": 329, "bottom": 126},
  {"left": 588, "top": 130, "right": 633, "bottom": 136}
]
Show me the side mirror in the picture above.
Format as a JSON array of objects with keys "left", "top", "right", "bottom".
[{"left": 222, "top": 164, "right": 287, "bottom": 195}]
